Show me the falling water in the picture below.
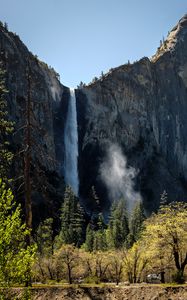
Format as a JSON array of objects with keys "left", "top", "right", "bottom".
[{"left": 64, "top": 88, "right": 79, "bottom": 195}]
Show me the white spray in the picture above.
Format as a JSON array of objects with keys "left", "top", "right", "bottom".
[
  {"left": 100, "top": 144, "right": 141, "bottom": 211},
  {"left": 64, "top": 89, "right": 79, "bottom": 196}
]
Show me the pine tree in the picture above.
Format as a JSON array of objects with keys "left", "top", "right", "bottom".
[
  {"left": 84, "top": 223, "right": 94, "bottom": 252},
  {"left": 93, "top": 213, "right": 107, "bottom": 251},
  {"left": 60, "top": 186, "right": 75, "bottom": 244},
  {"left": 128, "top": 201, "right": 145, "bottom": 246},
  {"left": 73, "top": 201, "right": 85, "bottom": 246},
  {"left": 160, "top": 190, "right": 168, "bottom": 206},
  {"left": 93, "top": 229, "right": 107, "bottom": 251},
  {"left": 89, "top": 186, "right": 101, "bottom": 228},
  {"left": 96, "top": 212, "right": 105, "bottom": 230},
  {"left": 108, "top": 199, "right": 129, "bottom": 249},
  {"left": 55, "top": 186, "right": 85, "bottom": 247},
  {"left": 84, "top": 213, "right": 107, "bottom": 252},
  {"left": 36, "top": 218, "right": 53, "bottom": 257},
  {"left": 24, "top": 62, "right": 32, "bottom": 239}
]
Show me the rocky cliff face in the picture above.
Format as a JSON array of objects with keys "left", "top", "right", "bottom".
[
  {"left": 77, "top": 14, "right": 187, "bottom": 213},
  {"left": 1, "top": 15, "right": 187, "bottom": 221},
  {"left": 0, "top": 23, "right": 69, "bottom": 226}
]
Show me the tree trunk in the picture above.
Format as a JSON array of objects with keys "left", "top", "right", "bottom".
[
  {"left": 160, "top": 271, "right": 165, "bottom": 283},
  {"left": 181, "top": 253, "right": 187, "bottom": 274},
  {"left": 67, "top": 264, "right": 72, "bottom": 284},
  {"left": 24, "top": 61, "right": 32, "bottom": 239},
  {"left": 24, "top": 61, "right": 32, "bottom": 288}
]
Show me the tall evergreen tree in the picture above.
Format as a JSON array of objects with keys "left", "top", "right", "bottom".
[
  {"left": 84, "top": 187, "right": 107, "bottom": 251},
  {"left": 93, "top": 212, "right": 107, "bottom": 251},
  {"left": 90, "top": 186, "right": 101, "bottom": 219},
  {"left": 73, "top": 201, "right": 85, "bottom": 246},
  {"left": 36, "top": 218, "right": 53, "bottom": 257},
  {"left": 84, "top": 223, "right": 94, "bottom": 252},
  {"left": 55, "top": 186, "right": 85, "bottom": 248},
  {"left": 24, "top": 61, "right": 32, "bottom": 239},
  {"left": 160, "top": 190, "right": 168, "bottom": 206},
  {"left": 93, "top": 229, "right": 107, "bottom": 251},
  {"left": 128, "top": 201, "right": 145, "bottom": 247},
  {"left": 108, "top": 199, "right": 129, "bottom": 249},
  {"left": 84, "top": 213, "right": 107, "bottom": 252}
]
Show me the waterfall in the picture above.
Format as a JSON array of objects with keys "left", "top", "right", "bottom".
[{"left": 64, "top": 88, "right": 79, "bottom": 196}]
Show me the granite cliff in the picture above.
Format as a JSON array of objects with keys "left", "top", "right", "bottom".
[
  {"left": 0, "top": 15, "right": 187, "bottom": 222},
  {"left": 77, "top": 14, "right": 187, "bottom": 213},
  {"left": 0, "top": 22, "right": 68, "bottom": 226}
]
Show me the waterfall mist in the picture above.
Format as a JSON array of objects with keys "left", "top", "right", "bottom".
[
  {"left": 64, "top": 89, "right": 79, "bottom": 196},
  {"left": 100, "top": 144, "right": 141, "bottom": 211}
]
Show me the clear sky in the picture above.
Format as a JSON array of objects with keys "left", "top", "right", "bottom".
[{"left": 0, "top": 0, "right": 186, "bottom": 87}]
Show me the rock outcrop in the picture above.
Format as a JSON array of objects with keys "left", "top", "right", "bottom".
[
  {"left": 0, "top": 23, "right": 69, "bottom": 226},
  {"left": 0, "top": 15, "right": 187, "bottom": 221},
  {"left": 77, "top": 14, "right": 187, "bottom": 213}
]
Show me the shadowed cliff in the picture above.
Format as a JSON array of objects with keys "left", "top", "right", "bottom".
[{"left": 77, "top": 14, "right": 187, "bottom": 213}]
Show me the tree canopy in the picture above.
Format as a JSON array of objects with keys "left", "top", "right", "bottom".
[
  {"left": 0, "top": 180, "right": 36, "bottom": 286},
  {"left": 141, "top": 202, "right": 187, "bottom": 283}
]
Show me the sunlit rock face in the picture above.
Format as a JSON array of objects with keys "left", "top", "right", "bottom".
[{"left": 77, "top": 14, "right": 187, "bottom": 213}]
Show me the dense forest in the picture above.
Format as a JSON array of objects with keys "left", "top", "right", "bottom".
[{"left": 0, "top": 61, "right": 187, "bottom": 300}]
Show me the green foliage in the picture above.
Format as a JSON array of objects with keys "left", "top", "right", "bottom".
[
  {"left": 128, "top": 201, "right": 145, "bottom": 247},
  {"left": 0, "top": 180, "right": 36, "bottom": 286},
  {"left": 141, "top": 202, "right": 187, "bottom": 283},
  {"left": 123, "top": 242, "right": 148, "bottom": 283},
  {"left": 90, "top": 186, "right": 100, "bottom": 215},
  {"left": 77, "top": 81, "right": 86, "bottom": 88},
  {"left": 108, "top": 199, "right": 129, "bottom": 249},
  {"left": 55, "top": 186, "right": 85, "bottom": 248},
  {"left": 21, "top": 287, "right": 31, "bottom": 300},
  {"left": 84, "top": 212, "right": 107, "bottom": 252},
  {"left": 85, "top": 198, "right": 131, "bottom": 252},
  {"left": 84, "top": 224, "right": 94, "bottom": 252},
  {"left": 160, "top": 190, "right": 168, "bottom": 206},
  {"left": 36, "top": 218, "right": 53, "bottom": 257},
  {"left": 91, "top": 77, "right": 98, "bottom": 84},
  {"left": 4, "top": 23, "right": 8, "bottom": 31},
  {"left": 93, "top": 228, "right": 107, "bottom": 252},
  {"left": 0, "top": 67, "right": 14, "bottom": 180},
  {"left": 31, "top": 195, "right": 187, "bottom": 285}
]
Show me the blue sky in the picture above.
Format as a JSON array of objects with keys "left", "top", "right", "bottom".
[{"left": 0, "top": 0, "right": 186, "bottom": 87}]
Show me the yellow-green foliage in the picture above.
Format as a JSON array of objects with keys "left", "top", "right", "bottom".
[
  {"left": 0, "top": 180, "right": 36, "bottom": 286},
  {"left": 141, "top": 202, "right": 187, "bottom": 282},
  {"left": 123, "top": 242, "right": 148, "bottom": 283},
  {"left": 33, "top": 202, "right": 187, "bottom": 285}
]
